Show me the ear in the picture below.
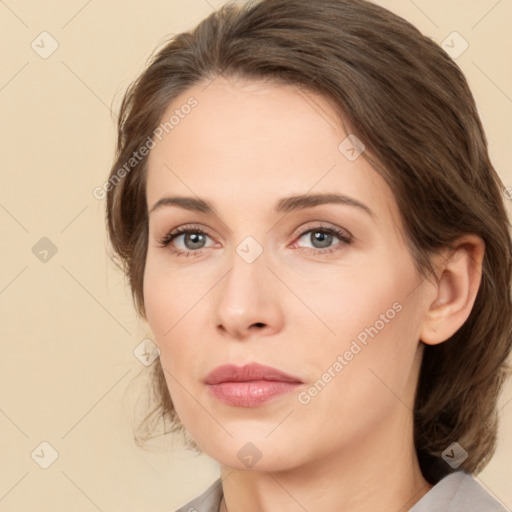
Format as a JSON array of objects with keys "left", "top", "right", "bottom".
[{"left": 420, "top": 234, "right": 485, "bottom": 345}]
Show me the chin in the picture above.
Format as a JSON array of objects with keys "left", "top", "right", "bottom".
[{"left": 194, "top": 434, "right": 300, "bottom": 473}]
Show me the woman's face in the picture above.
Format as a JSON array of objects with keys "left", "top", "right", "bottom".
[{"left": 143, "top": 77, "right": 433, "bottom": 471}]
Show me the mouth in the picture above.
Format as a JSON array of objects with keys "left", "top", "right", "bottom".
[{"left": 204, "top": 362, "right": 303, "bottom": 407}]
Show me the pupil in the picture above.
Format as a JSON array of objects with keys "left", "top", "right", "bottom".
[
  {"left": 313, "top": 231, "right": 332, "bottom": 248},
  {"left": 186, "top": 233, "right": 204, "bottom": 249}
]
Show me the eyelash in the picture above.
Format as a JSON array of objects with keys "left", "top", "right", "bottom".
[{"left": 157, "top": 223, "right": 353, "bottom": 258}]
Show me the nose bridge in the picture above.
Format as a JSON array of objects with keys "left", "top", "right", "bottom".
[{"left": 214, "top": 235, "right": 283, "bottom": 337}]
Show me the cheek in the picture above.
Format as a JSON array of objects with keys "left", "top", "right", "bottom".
[
  {"left": 318, "top": 283, "right": 421, "bottom": 418},
  {"left": 143, "top": 268, "right": 194, "bottom": 413},
  {"left": 142, "top": 253, "right": 192, "bottom": 339},
  {"left": 142, "top": 255, "right": 206, "bottom": 373},
  {"left": 294, "top": 299, "right": 421, "bottom": 452},
  {"left": 301, "top": 249, "right": 421, "bottom": 391},
  {"left": 305, "top": 265, "right": 408, "bottom": 347},
  {"left": 142, "top": 262, "right": 169, "bottom": 340}
]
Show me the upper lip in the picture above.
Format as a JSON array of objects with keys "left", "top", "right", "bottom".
[{"left": 204, "top": 363, "right": 303, "bottom": 385}]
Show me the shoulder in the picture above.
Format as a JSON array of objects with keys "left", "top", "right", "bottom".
[
  {"left": 410, "top": 471, "right": 508, "bottom": 512},
  {"left": 174, "top": 478, "right": 223, "bottom": 512}
]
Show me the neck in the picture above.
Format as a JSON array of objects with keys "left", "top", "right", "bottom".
[{"left": 219, "top": 410, "right": 432, "bottom": 512}]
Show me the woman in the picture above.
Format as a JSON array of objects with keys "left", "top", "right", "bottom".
[{"left": 105, "top": 0, "right": 512, "bottom": 510}]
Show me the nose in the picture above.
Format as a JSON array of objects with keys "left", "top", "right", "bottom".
[{"left": 214, "top": 246, "right": 285, "bottom": 341}]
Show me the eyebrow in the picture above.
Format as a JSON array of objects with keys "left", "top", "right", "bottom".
[{"left": 149, "top": 192, "right": 374, "bottom": 218}]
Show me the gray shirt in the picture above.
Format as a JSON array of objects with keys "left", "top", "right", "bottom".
[{"left": 174, "top": 471, "right": 509, "bottom": 511}]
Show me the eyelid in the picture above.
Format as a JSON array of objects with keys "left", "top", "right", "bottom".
[
  {"left": 157, "top": 223, "right": 215, "bottom": 247},
  {"left": 290, "top": 221, "right": 353, "bottom": 244}
]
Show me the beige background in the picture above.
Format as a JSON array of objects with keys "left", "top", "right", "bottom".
[{"left": 1, "top": 0, "right": 511, "bottom": 510}]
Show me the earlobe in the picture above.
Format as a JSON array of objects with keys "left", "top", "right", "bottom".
[{"left": 420, "top": 235, "right": 485, "bottom": 346}]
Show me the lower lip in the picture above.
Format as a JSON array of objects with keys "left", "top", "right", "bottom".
[{"left": 207, "top": 380, "right": 302, "bottom": 407}]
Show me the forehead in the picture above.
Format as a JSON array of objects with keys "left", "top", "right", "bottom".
[{"left": 145, "top": 77, "right": 397, "bottom": 223}]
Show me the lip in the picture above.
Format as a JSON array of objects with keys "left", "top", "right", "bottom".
[{"left": 204, "top": 363, "right": 303, "bottom": 407}]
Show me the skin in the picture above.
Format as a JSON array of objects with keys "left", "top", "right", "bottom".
[{"left": 143, "top": 76, "right": 485, "bottom": 512}]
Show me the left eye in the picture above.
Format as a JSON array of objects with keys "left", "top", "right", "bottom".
[
  {"left": 294, "top": 227, "right": 351, "bottom": 251},
  {"left": 299, "top": 229, "right": 339, "bottom": 249}
]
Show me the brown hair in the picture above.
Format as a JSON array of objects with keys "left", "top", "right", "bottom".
[{"left": 106, "top": 0, "right": 512, "bottom": 485}]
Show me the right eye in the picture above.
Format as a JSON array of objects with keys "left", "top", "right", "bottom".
[{"left": 158, "top": 224, "right": 216, "bottom": 257}]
